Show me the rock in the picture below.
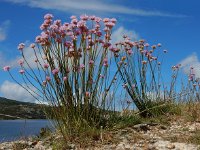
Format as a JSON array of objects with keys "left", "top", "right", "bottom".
[
  {"left": 166, "top": 143, "right": 175, "bottom": 149},
  {"left": 133, "top": 124, "right": 150, "bottom": 132},
  {"left": 159, "top": 125, "right": 168, "bottom": 130},
  {"left": 124, "top": 144, "right": 131, "bottom": 150},
  {"left": 148, "top": 145, "right": 157, "bottom": 150},
  {"left": 68, "top": 144, "right": 76, "bottom": 149},
  {"left": 116, "top": 143, "right": 125, "bottom": 150}
]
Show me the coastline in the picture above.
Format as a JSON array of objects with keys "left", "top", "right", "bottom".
[{"left": 1, "top": 121, "right": 200, "bottom": 150}]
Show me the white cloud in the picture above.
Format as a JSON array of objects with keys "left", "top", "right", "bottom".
[
  {"left": 111, "top": 26, "right": 139, "bottom": 44},
  {"left": 5, "top": 0, "right": 186, "bottom": 18},
  {"left": 0, "top": 42, "right": 44, "bottom": 69},
  {"left": 0, "top": 80, "right": 36, "bottom": 102},
  {"left": 0, "top": 52, "right": 17, "bottom": 68},
  {"left": 0, "top": 20, "right": 10, "bottom": 41},
  {"left": 20, "top": 46, "right": 44, "bottom": 69},
  {"left": 179, "top": 53, "right": 200, "bottom": 78}
]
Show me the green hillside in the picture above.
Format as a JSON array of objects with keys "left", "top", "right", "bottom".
[{"left": 0, "top": 97, "right": 47, "bottom": 120}]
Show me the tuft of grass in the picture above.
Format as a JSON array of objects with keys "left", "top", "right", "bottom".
[
  {"left": 106, "top": 114, "right": 142, "bottom": 129},
  {"left": 188, "top": 130, "right": 200, "bottom": 145}
]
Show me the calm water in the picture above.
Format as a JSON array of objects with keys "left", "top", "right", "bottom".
[{"left": 0, "top": 120, "right": 52, "bottom": 143}]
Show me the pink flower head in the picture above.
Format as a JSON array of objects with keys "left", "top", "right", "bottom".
[
  {"left": 110, "top": 18, "right": 117, "bottom": 23},
  {"left": 100, "top": 74, "right": 105, "bottom": 78},
  {"left": 118, "top": 61, "right": 123, "bottom": 66},
  {"left": 151, "top": 45, "right": 156, "bottom": 49},
  {"left": 89, "top": 15, "right": 96, "bottom": 20},
  {"left": 30, "top": 43, "right": 35, "bottom": 49},
  {"left": 95, "top": 17, "right": 102, "bottom": 23},
  {"left": 103, "top": 18, "right": 110, "bottom": 23},
  {"left": 18, "top": 59, "right": 24, "bottom": 66},
  {"left": 70, "top": 15, "right": 77, "bottom": 19},
  {"left": 34, "top": 59, "right": 38, "bottom": 63},
  {"left": 157, "top": 43, "right": 162, "bottom": 47},
  {"left": 19, "top": 69, "right": 25, "bottom": 74},
  {"left": 144, "top": 43, "right": 150, "bottom": 47},
  {"left": 18, "top": 43, "right": 25, "bottom": 51},
  {"left": 122, "top": 83, "right": 128, "bottom": 88},
  {"left": 103, "top": 63, "right": 108, "bottom": 67},
  {"left": 3, "top": 66, "right": 10, "bottom": 71},
  {"left": 80, "top": 64, "right": 85, "bottom": 69},
  {"left": 80, "top": 14, "right": 89, "bottom": 21},
  {"left": 105, "top": 22, "right": 115, "bottom": 28},
  {"left": 43, "top": 63, "right": 49, "bottom": 69},
  {"left": 142, "top": 60, "right": 147, "bottom": 65},
  {"left": 44, "top": 13, "right": 53, "bottom": 20},
  {"left": 127, "top": 50, "right": 133, "bottom": 55},
  {"left": 63, "top": 76, "right": 67, "bottom": 81},
  {"left": 132, "top": 84, "right": 136, "bottom": 89},
  {"left": 89, "top": 60, "right": 94, "bottom": 65},
  {"left": 103, "top": 58, "right": 108, "bottom": 64},
  {"left": 85, "top": 91, "right": 90, "bottom": 97},
  {"left": 52, "top": 68, "right": 59, "bottom": 75},
  {"left": 46, "top": 76, "right": 51, "bottom": 81},
  {"left": 43, "top": 81, "right": 47, "bottom": 86},
  {"left": 64, "top": 41, "right": 72, "bottom": 48}
]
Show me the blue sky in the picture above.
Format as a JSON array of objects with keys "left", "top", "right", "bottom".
[{"left": 0, "top": 0, "right": 200, "bottom": 102}]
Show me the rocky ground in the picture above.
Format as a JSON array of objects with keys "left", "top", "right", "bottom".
[{"left": 1, "top": 119, "right": 200, "bottom": 150}]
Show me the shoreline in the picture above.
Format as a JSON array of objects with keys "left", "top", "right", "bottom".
[{"left": 1, "top": 121, "right": 200, "bottom": 150}]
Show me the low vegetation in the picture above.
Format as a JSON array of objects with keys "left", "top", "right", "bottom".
[{"left": 2, "top": 13, "right": 200, "bottom": 149}]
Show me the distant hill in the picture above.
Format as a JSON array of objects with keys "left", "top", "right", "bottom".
[{"left": 0, "top": 97, "right": 47, "bottom": 120}]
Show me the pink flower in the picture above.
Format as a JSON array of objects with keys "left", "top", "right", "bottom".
[
  {"left": 43, "top": 63, "right": 49, "bottom": 69},
  {"left": 103, "top": 58, "right": 108, "bottom": 64},
  {"left": 89, "top": 60, "right": 94, "bottom": 65},
  {"left": 34, "top": 59, "right": 38, "bottom": 63},
  {"left": 132, "top": 84, "right": 136, "bottom": 89},
  {"left": 52, "top": 68, "right": 59, "bottom": 75},
  {"left": 100, "top": 74, "right": 105, "bottom": 78},
  {"left": 105, "top": 22, "right": 115, "bottom": 28},
  {"left": 122, "top": 83, "right": 128, "bottom": 88},
  {"left": 18, "top": 59, "right": 24, "bottom": 66},
  {"left": 70, "top": 15, "right": 77, "bottom": 19},
  {"left": 43, "top": 81, "right": 47, "bottom": 86},
  {"left": 85, "top": 91, "right": 90, "bottom": 97},
  {"left": 127, "top": 50, "right": 133, "bottom": 55},
  {"left": 103, "top": 63, "right": 108, "bottom": 67},
  {"left": 30, "top": 43, "right": 35, "bottom": 49},
  {"left": 89, "top": 15, "right": 96, "bottom": 20},
  {"left": 18, "top": 43, "right": 25, "bottom": 51},
  {"left": 118, "top": 61, "right": 123, "bottom": 66},
  {"left": 103, "top": 18, "right": 110, "bottom": 23},
  {"left": 19, "top": 69, "right": 25, "bottom": 74},
  {"left": 95, "top": 17, "right": 102, "bottom": 23},
  {"left": 63, "top": 76, "right": 67, "bottom": 81},
  {"left": 44, "top": 13, "right": 53, "bottom": 20},
  {"left": 157, "top": 43, "right": 162, "bottom": 47},
  {"left": 80, "top": 14, "right": 89, "bottom": 21},
  {"left": 80, "top": 64, "right": 85, "bottom": 69},
  {"left": 142, "top": 60, "right": 147, "bottom": 65},
  {"left": 151, "top": 45, "right": 156, "bottom": 49},
  {"left": 3, "top": 66, "right": 10, "bottom": 71},
  {"left": 110, "top": 18, "right": 117, "bottom": 23},
  {"left": 46, "top": 76, "right": 51, "bottom": 81},
  {"left": 144, "top": 43, "right": 149, "bottom": 47}
]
